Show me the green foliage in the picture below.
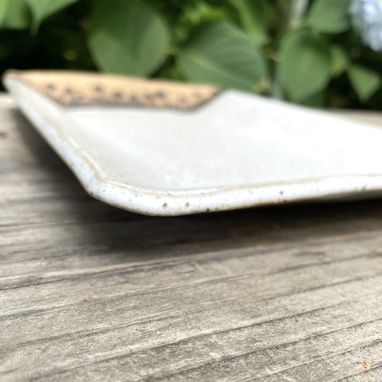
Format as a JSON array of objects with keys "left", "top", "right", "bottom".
[
  {"left": 0, "top": 0, "right": 9, "bottom": 25},
  {"left": 27, "top": 0, "right": 78, "bottom": 31},
  {"left": 307, "top": 0, "right": 350, "bottom": 33},
  {"left": 0, "top": 0, "right": 382, "bottom": 110},
  {"left": 348, "top": 65, "right": 381, "bottom": 101},
  {"left": 280, "top": 29, "right": 331, "bottom": 101},
  {"left": 88, "top": 0, "right": 169, "bottom": 76},
  {"left": 230, "top": 0, "right": 270, "bottom": 45},
  {"left": 178, "top": 22, "right": 267, "bottom": 90},
  {"left": 1, "top": 0, "right": 29, "bottom": 29},
  {"left": 330, "top": 45, "right": 349, "bottom": 77}
]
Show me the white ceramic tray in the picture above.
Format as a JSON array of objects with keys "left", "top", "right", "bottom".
[{"left": 5, "top": 70, "right": 382, "bottom": 216}]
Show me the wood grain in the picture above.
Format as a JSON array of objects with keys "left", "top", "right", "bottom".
[{"left": 1, "top": 95, "right": 382, "bottom": 381}]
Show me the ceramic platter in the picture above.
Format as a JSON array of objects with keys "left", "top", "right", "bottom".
[{"left": 5, "top": 70, "right": 382, "bottom": 216}]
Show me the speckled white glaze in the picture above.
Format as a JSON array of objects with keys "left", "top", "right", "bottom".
[{"left": 6, "top": 74, "right": 382, "bottom": 216}]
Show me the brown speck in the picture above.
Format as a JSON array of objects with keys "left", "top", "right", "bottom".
[
  {"left": 185, "top": 202, "right": 190, "bottom": 207},
  {"left": 112, "top": 91, "right": 123, "bottom": 101},
  {"left": 362, "top": 361, "right": 371, "bottom": 372},
  {"left": 79, "top": 18, "right": 90, "bottom": 31},
  {"left": 64, "top": 87, "right": 73, "bottom": 95},
  {"left": 143, "top": 93, "right": 155, "bottom": 106},
  {"left": 46, "top": 83, "right": 56, "bottom": 92},
  {"left": 72, "top": 95, "right": 84, "bottom": 104},
  {"left": 162, "top": 203, "right": 167, "bottom": 208},
  {"left": 153, "top": 90, "right": 166, "bottom": 99},
  {"left": 206, "top": 208, "right": 211, "bottom": 212},
  {"left": 0, "top": 131, "right": 8, "bottom": 139},
  {"left": 94, "top": 85, "right": 104, "bottom": 93},
  {"left": 129, "top": 95, "right": 141, "bottom": 106}
]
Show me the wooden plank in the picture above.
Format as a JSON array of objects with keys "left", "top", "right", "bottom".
[{"left": 1, "top": 95, "right": 382, "bottom": 381}]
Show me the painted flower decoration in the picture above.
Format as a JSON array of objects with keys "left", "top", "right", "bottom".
[{"left": 350, "top": 0, "right": 382, "bottom": 51}]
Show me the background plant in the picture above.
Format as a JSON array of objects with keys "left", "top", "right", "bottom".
[{"left": 0, "top": 0, "right": 381, "bottom": 110}]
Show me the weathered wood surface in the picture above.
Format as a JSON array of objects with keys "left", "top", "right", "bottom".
[{"left": 1, "top": 94, "right": 382, "bottom": 381}]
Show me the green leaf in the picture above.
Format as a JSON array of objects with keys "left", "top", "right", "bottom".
[
  {"left": 1, "top": 0, "right": 29, "bottom": 29},
  {"left": 279, "top": 29, "right": 331, "bottom": 101},
  {"left": 348, "top": 65, "right": 381, "bottom": 101},
  {"left": 0, "top": 0, "right": 9, "bottom": 25},
  {"left": 181, "top": 3, "right": 229, "bottom": 26},
  {"left": 26, "top": 0, "right": 78, "bottom": 30},
  {"left": 300, "top": 91, "right": 326, "bottom": 108},
  {"left": 88, "top": 0, "right": 170, "bottom": 76},
  {"left": 178, "top": 22, "right": 268, "bottom": 91},
  {"left": 230, "top": 0, "right": 269, "bottom": 45},
  {"left": 330, "top": 45, "right": 349, "bottom": 76},
  {"left": 307, "top": 0, "right": 350, "bottom": 33},
  {"left": 175, "top": 3, "right": 230, "bottom": 43}
]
